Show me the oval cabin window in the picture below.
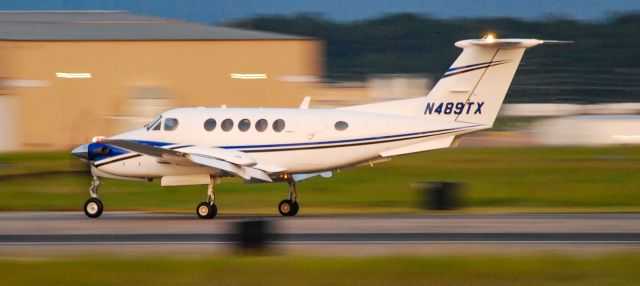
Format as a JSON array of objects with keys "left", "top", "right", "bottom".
[
  {"left": 334, "top": 121, "right": 349, "bottom": 131},
  {"left": 204, "top": 118, "right": 216, "bottom": 131},
  {"left": 273, "top": 119, "right": 285, "bottom": 132},
  {"left": 221, "top": 119, "right": 234, "bottom": 132},
  {"left": 255, "top": 119, "right": 268, "bottom": 132},
  {"left": 238, "top": 119, "right": 251, "bottom": 132}
]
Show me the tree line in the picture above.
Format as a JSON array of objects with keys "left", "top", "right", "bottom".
[{"left": 230, "top": 13, "right": 640, "bottom": 103}]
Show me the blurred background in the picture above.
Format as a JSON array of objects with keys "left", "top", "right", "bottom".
[{"left": 0, "top": 1, "right": 638, "bottom": 151}]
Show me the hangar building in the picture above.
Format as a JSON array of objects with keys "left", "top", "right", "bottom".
[{"left": 0, "top": 11, "right": 322, "bottom": 151}]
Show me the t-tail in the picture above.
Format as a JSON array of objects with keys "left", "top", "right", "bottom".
[
  {"left": 341, "top": 36, "right": 569, "bottom": 127},
  {"left": 423, "top": 37, "right": 569, "bottom": 126}
]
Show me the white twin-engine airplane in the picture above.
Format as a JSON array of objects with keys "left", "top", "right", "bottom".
[{"left": 72, "top": 36, "right": 564, "bottom": 219}]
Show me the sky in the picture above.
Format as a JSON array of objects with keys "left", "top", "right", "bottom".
[{"left": 0, "top": 0, "right": 638, "bottom": 24}]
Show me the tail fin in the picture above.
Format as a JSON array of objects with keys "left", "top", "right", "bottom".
[
  {"left": 340, "top": 37, "right": 567, "bottom": 120},
  {"left": 423, "top": 38, "right": 550, "bottom": 126}
]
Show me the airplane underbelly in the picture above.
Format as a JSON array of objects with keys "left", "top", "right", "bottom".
[
  {"left": 96, "top": 155, "right": 220, "bottom": 178},
  {"left": 251, "top": 136, "right": 432, "bottom": 173}
]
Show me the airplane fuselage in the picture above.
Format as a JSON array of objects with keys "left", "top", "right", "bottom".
[{"left": 94, "top": 107, "right": 481, "bottom": 178}]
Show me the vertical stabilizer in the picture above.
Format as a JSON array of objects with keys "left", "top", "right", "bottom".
[
  {"left": 340, "top": 38, "right": 566, "bottom": 120},
  {"left": 422, "top": 38, "right": 546, "bottom": 126}
]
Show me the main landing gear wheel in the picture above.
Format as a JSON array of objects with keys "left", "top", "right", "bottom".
[
  {"left": 278, "top": 179, "right": 300, "bottom": 217},
  {"left": 196, "top": 176, "right": 219, "bottom": 219},
  {"left": 84, "top": 197, "right": 104, "bottom": 218},
  {"left": 196, "top": 202, "right": 218, "bottom": 219},
  {"left": 278, "top": 199, "right": 299, "bottom": 216}
]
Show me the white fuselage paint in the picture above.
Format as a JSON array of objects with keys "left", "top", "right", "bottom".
[{"left": 95, "top": 107, "right": 483, "bottom": 178}]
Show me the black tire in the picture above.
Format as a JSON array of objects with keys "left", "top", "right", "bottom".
[
  {"left": 278, "top": 199, "right": 299, "bottom": 216},
  {"left": 83, "top": 198, "right": 104, "bottom": 218},
  {"left": 209, "top": 203, "right": 218, "bottom": 219},
  {"left": 196, "top": 202, "right": 217, "bottom": 219},
  {"left": 291, "top": 201, "right": 300, "bottom": 216}
]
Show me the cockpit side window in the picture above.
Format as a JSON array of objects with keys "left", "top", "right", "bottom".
[
  {"left": 146, "top": 116, "right": 162, "bottom": 131},
  {"left": 164, "top": 118, "right": 179, "bottom": 131}
]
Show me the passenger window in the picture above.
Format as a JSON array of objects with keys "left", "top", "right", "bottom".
[
  {"left": 238, "top": 119, "right": 251, "bottom": 132},
  {"left": 221, "top": 119, "right": 234, "bottom": 132},
  {"left": 204, "top": 118, "right": 216, "bottom": 131},
  {"left": 164, "top": 118, "right": 179, "bottom": 131},
  {"left": 335, "top": 121, "right": 349, "bottom": 131},
  {"left": 255, "top": 119, "right": 268, "bottom": 132},
  {"left": 273, "top": 119, "right": 285, "bottom": 132}
]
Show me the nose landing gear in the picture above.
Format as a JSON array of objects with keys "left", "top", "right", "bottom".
[
  {"left": 83, "top": 176, "right": 104, "bottom": 218},
  {"left": 278, "top": 179, "right": 299, "bottom": 216}
]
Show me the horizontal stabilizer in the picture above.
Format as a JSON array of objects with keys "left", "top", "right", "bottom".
[{"left": 455, "top": 38, "right": 572, "bottom": 49}]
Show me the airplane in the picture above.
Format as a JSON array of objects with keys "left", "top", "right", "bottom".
[{"left": 72, "top": 35, "right": 566, "bottom": 219}]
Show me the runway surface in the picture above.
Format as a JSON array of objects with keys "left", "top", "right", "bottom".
[
  {"left": 1, "top": 212, "right": 639, "bottom": 256},
  {"left": 3, "top": 232, "right": 640, "bottom": 244}
]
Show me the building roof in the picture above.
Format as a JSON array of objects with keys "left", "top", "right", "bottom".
[{"left": 0, "top": 11, "right": 308, "bottom": 41}]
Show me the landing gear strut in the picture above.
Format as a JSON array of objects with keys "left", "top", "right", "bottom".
[
  {"left": 196, "top": 176, "right": 218, "bottom": 219},
  {"left": 83, "top": 176, "right": 104, "bottom": 218},
  {"left": 278, "top": 179, "right": 299, "bottom": 216}
]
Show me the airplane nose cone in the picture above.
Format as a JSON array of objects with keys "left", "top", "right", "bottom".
[{"left": 71, "top": 144, "right": 90, "bottom": 160}]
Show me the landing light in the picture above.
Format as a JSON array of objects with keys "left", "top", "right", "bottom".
[
  {"left": 92, "top": 136, "right": 106, "bottom": 143},
  {"left": 483, "top": 33, "right": 496, "bottom": 43}
]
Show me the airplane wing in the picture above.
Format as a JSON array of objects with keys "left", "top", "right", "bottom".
[{"left": 101, "top": 140, "right": 274, "bottom": 182}]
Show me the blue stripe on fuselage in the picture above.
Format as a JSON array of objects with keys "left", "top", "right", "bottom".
[
  {"left": 221, "top": 126, "right": 473, "bottom": 150},
  {"left": 93, "top": 125, "right": 477, "bottom": 164}
]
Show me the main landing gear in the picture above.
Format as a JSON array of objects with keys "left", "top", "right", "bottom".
[
  {"left": 81, "top": 175, "right": 301, "bottom": 219},
  {"left": 83, "top": 176, "right": 104, "bottom": 218},
  {"left": 278, "top": 179, "right": 299, "bottom": 216},
  {"left": 196, "top": 176, "right": 218, "bottom": 219}
]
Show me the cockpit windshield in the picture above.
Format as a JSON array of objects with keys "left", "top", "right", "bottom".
[{"left": 145, "top": 115, "right": 162, "bottom": 131}]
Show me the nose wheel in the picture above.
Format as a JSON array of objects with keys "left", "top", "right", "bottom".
[
  {"left": 278, "top": 179, "right": 300, "bottom": 216},
  {"left": 84, "top": 197, "right": 104, "bottom": 218},
  {"left": 83, "top": 176, "right": 104, "bottom": 218}
]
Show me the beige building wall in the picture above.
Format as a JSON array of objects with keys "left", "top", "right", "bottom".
[{"left": 0, "top": 40, "right": 322, "bottom": 150}]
